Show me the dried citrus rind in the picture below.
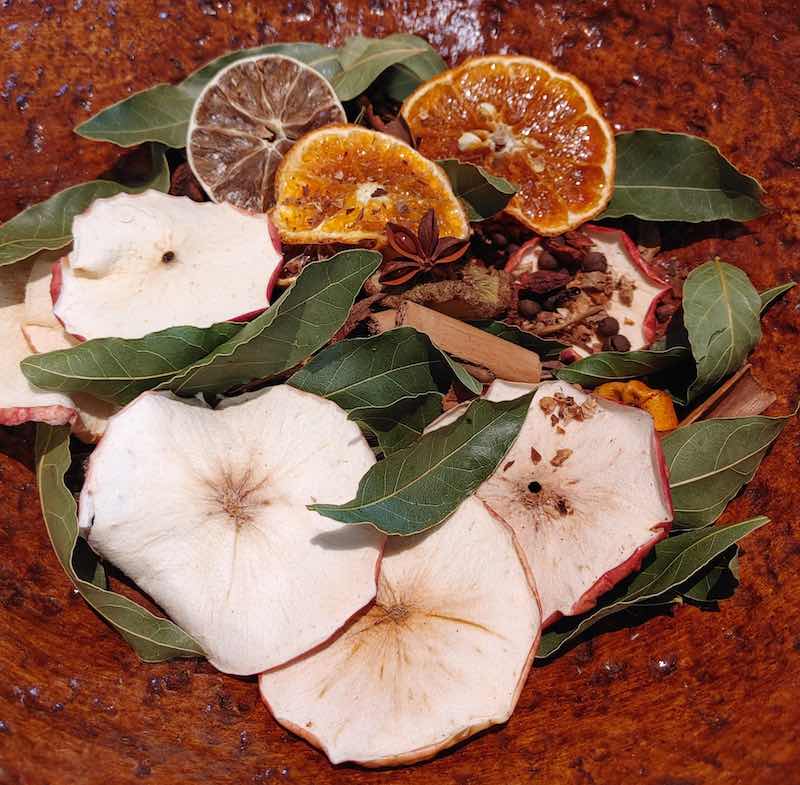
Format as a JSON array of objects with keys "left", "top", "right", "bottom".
[
  {"left": 402, "top": 56, "right": 615, "bottom": 235},
  {"left": 188, "top": 54, "right": 346, "bottom": 212},
  {"left": 271, "top": 124, "right": 469, "bottom": 245}
]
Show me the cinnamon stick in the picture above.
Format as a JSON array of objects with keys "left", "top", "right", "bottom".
[{"left": 394, "top": 301, "right": 541, "bottom": 384}]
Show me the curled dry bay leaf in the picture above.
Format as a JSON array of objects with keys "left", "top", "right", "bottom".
[
  {"left": 0, "top": 144, "right": 169, "bottom": 267},
  {"left": 555, "top": 347, "right": 690, "bottom": 387},
  {"left": 288, "top": 327, "right": 463, "bottom": 411},
  {"left": 164, "top": 250, "right": 382, "bottom": 396},
  {"left": 470, "top": 320, "right": 567, "bottom": 360},
  {"left": 683, "top": 260, "right": 761, "bottom": 402},
  {"left": 760, "top": 282, "right": 796, "bottom": 313},
  {"left": 35, "top": 424, "right": 204, "bottom": 661},
  {"left": 21, "top": 323, "right": 240, "bottom": 406},
  {"left": 351, "top": 394, "right": 443, "bottom": 456},
  {"left": 663, "top": 411, "right": 792, "bottom": 528},
  {"left": 603, "top": 130, "right": 765, "bottom": 223},
  {"left": 332, "top": 33, "right": 446, "bottom": 102},
  {"left": 311, "top": 393, "right": 533, "bottom": 535},
  {"left": 437, "top": 159, "right": 518, "bottom": 222},
  {"left": 682, "top": 545, "right": 739, "bottom": 603},
  {"left": 75, "top": 43, "right": 341, "bottom": 148},
  {"left": 537, "top": 517, "right": 769, "bottom": 659}
]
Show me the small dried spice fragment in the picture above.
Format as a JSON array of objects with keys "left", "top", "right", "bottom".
[{"left": 550, "top": 448, "right": 572, "bottom": 466}]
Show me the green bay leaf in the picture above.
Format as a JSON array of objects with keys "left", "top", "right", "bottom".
[
  {"left": 21, "top": 323, "right": 240, "bottom": 405},
  {"left": 288, "top": 327, "right": 459, "bottom": 411},
  {"left": 537, "top": 517, "right": 769, "bottom": 659},
  {"left": 0, "top": 144, "right": 169, "bottom": 267},
  {"left": 35, "top": 425, "right": 203, "bottom": 661},
  {"left": 76, "top": 43, "right": 341, "bottom": 148},
  {"left": 310, "top": 392, "right": 532, "bottom": 535},
  {"left": 352, "top": 394, "right": 443, "bottom": 456},
  {"left": 682, "top": 545, "right": 739, "bottom": 602},
  {"left": 663, "top": 411, "right": 792, "bottom": 528},
  {"left": 332, "top": 33, "right": 445, "bottom": 102},
  {"left": 437, "top": 159, "right": 517, "bottom": 222},
  {"left": 164, "top": 250, "right": 381, "bottom": 396},
  {"left": 470, "top": 320, "right": 566, "bottom": 359},
  {"left": 760, "top": 282, "right": 796, "bottom": 313},
  {"left": 684, "top": 260, "right": 761, "bottom": 402},
  {"left": 555, "top": 347, "right": 691, "bottom": 387},
  {"left": 603, "top": 130, "right": 765, "bottom": 223}
]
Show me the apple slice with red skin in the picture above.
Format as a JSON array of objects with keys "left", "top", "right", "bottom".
[
  {"left": 52, "top": 190, "right": 284, "bottom": 341},
  {"left": 78, "top": 385, "right": 384, "bottom": 676},
  {"left": 429, "top": 379, "right": 673, "bottom": 627},
  {"left": 506, "top": 225, "right": 670, "bottom": 350},
  {"left": 260, "top": 495, "right": 541, "bottom": 767}
]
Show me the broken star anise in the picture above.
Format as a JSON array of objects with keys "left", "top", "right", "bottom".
[{"left": 380, "top": 209, "right": 469, "bottom": 286}]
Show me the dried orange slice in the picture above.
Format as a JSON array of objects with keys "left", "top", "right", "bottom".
[
  {"left": 401, "top": 56, "right": 615, "bottom": 236},
  {"left": 187, "top": 54, "right": 346, "bottom": 212},
  {"left": 271, "top": 125, "right": 469, "bottom": 245}
]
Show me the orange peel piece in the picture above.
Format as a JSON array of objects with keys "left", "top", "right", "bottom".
[{"left": 595, "top": 380, "right": 678, "bottom": 431}]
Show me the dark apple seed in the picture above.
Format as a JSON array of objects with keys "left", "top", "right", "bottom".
[
  {"left": 596, "top": 316, "right": 620, "bottom": 336},
  {"left": 604, "top": 334, "right": 631, "bottom": 352},
  {"left": 537, "top": 250, "right": 559, "bottom": 270}
]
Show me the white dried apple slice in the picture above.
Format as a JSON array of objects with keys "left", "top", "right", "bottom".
[
  {"left": 260, "top": 495, "right": 540, "bottom": 767},
  {"left": 506, "top": 225, "right": 669, "bottom": 350},
  {"left": 79, "top": 385, "right": 383, "bottom": 675},
  {"left": 0, "top": 261, "right": 75, "bottom": 426},
  {"left": 429, "top": 379, "right": 672, "bottom": 626},
  {"left": 52, "top": 190, "right": 283, "bottom": 340}
]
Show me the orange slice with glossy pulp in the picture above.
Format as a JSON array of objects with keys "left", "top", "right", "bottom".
[
  {"left": 271, "top": 125, "right": 469, "bottom": 245},
  {"left": 401, "top": 56, "right": 615, "bottom": 236}
]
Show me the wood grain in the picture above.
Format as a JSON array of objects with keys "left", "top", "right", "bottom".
[{"left": 2, "top": 2, "right": 800, "bottom": 784}]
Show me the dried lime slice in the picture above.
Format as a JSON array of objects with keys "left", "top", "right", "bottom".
[{"left": 187, "top": 54, "right": 345, "bottom": 212}]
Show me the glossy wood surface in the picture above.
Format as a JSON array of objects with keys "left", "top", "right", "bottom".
[{"left": 1, "top": 2, "right": 799, "bottom": 783}]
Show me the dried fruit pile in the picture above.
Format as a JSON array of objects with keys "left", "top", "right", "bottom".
[{"left": 0, "top": 34, "right": 792, "bottom": 769}]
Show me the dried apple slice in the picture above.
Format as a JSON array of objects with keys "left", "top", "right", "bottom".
[
  {"left": 79, "top": 385, "right": 384, "bottom": 675},
  {"left": 0, "top": 261, "right": 75, "bottom": 426},
  {"left": 260, "top": 496, "right": 540, "bottom": 767},
  {"left": 52, "top": 190, "right": 283, "bottom": 340},
  {"left": 506, "top": 225, "right": 669, "bottom": 350},
  {"left": 429, "top": 379, "right": 672, "bottom": 626}
]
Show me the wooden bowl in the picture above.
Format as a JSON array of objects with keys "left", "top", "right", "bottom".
[{"left": 1, "top": 3, "right": 799, "bottom": 783}]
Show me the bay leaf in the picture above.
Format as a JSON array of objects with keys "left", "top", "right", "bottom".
[
  {"left": 76, "top": 43, "right": 341, "bottom": 148},
  {"left": 35, "top": 424, "right": 204, "bottom": 661},
  {"left": 760, "top": 282, "right": 796, "bottom": 313},
  {"left": 0, "top": 144, "right": 169, "bottom": 267},
  {"left": 437, "top": 159, "right": 517, "bottom": 222},
  {"left": 21, "top": 323, "right": 240, "bottom": 406},
  {"left": 288, "top": 327, "right": 460, "bottom": 411},
  {"left": 682, "top": 545, "right": 739, "bottom": 602},
  {"left": 537, "top": 517, "right": 769, "bottom": 659},
  {"left": 165, "top": 250, "right": 381, "bottom": 396},
  {"left": 470, "top": 320, "right": 567, "bottom": 360},
  {"left": 603, "top": 130, "right": 765, "bottom": 223},
  {"left": 310, "top": 392, "right": 532, "bottom": 535},
  {"left": 353, "top": 393, "right": 443, "bottom": 455},
  {"left": 683, "top": 260, "right": 761, "bottom": 402},
  {"left": 555, "top": 346, "right": 690, "bottom": 387},
  {"left": 331, "top": 33, "right": 445, "bottom": 102},
  {"left": 663, "top": 411, "right": 792, "bottom": 528}
]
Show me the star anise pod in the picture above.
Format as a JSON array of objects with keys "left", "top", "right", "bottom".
[{"left": 380, "top": 209, "right": 470, "bottom": 286}]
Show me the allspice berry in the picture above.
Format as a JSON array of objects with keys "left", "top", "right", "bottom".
[
  {"left": 518, "top": 299, "right": 542, "bottom": 319},
  {"left": 537, "top": 250, "right": 560, "bottom": 270},
  {"left": 596, "top": 316, "right": 620, "bottom": 336},
  {"left": 582, "top": 251, "right": 607, "bottom": 273},
  {"left": 604, "top": 334, "right": 631, "bottom": 352}
]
